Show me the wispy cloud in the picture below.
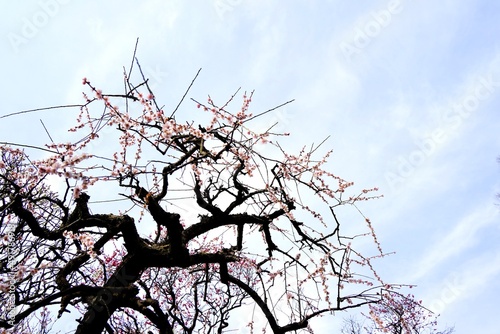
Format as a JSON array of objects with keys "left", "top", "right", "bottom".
[
  {"left": 410, "top": 204, "right": 499, "bottom": 282},
  {"left": 425, "top": 248, "right": 500, "bottom": 316}
]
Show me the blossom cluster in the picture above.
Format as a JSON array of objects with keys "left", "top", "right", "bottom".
[{"left": 63, "top": 231, "right": 96, "bottom": 257}]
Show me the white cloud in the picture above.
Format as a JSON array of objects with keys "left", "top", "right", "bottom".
[
  {"left": 410, "top": 204, "right": 499, "bottom": 282},
  {"left": 2, "top": 1, "right": 500, "bottom": 333},
  {"left": 424, "top": 249, "right": 500, "bottom": 317}
]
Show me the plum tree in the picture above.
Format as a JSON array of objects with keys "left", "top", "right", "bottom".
[
  {"left": 341, "top": 290, "right": 454, "bottom": 334},
  {"left": 1, "top": 56, "right": 399, "bottom": 334}
]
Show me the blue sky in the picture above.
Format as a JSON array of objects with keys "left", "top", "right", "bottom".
[{"left": 1, "top": 1, "right": 499, "bottom": 333}]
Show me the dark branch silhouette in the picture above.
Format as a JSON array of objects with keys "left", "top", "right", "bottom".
[{"left": 0, "top": 59, "right": 398, "bottom": 334}]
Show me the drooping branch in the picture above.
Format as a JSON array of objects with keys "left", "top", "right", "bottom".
[{"left": 0, "top": 57, "right": 402, "bottom": 334}]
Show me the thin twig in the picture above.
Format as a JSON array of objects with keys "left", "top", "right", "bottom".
[
  {"left": 134, "top": 58, "right": 162, "bottom": 113},
  {"left": 244, "top": 99, "right": 295, "bottom": 123},
  {"left": 0, "top": 141, "right": 59, "bottom": 154},
  {"left": 128, "top": 37, "right": 140, "bottom": 80},
  {"left": 170, "top": 68, "right": 202, "bottom": 119},
  {"left": 40, "top": 119, "right": 56, "bottom": 144},
  {"left": 310, "top": 135, "right": 331, "bottom": 155},
  {"left": 0, "top": 105, "right": 82, "bottom": 120}
]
